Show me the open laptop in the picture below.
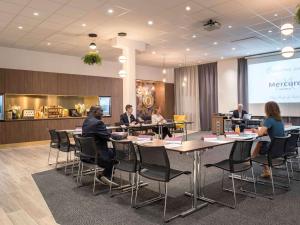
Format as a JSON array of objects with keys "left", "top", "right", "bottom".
[{"left": 243, "top": 114, "right": 252, "bottom": 120}]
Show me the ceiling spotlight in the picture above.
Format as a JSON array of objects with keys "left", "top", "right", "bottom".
[
  {"left": 118, "top": 55, "right": 127, "bottom": 64},
  {"left": 281, "top": 46, "right": 294, "bottom": 58},
  {"left": 274, "top": 13, "right": 278, "bottom": 17},
  {"left": 220, "top": 56, "right": 224, "bottom": 60},
  {"left": 283, "top": 38, "right": 287, "bottom": 41},
  {"left": 185, "top": 6, "right": 191, "bottom": 11},
  {"left": 18, "top": 26, "right": 23, "bottom": 30},
  {"left": 89, "top": 42, "right": 97, "bottom": 50},
  {"left": 213, "top": 41, "right": 218, "bottom": 45},
  {"left": 281, "top": 23, "right": 294, "bottom": 36},
  {"left": 184, "top": 77, "right": 187, "bottom": 82},
  {"left": 33, "top": 12, "right": 39, "bottom": 16},
  {"left": 162, "top": 78, "right": 166, "bottom": 83},
  {"left": 152, "top": 51, "right": 156, "bottom": 54},
  {"left": 192, "top": 34, "right": 197, "bottom": 38},
  {"left": 162, "top": 68, "right": 167, "bottom": 74},
  {"left": 82, "top": 23, "right": 87, "bottom": 27},
  {"left": 186, "top": 48, "right": 190, "bottom": 51},
  {"left": 108, "top": 8, "right": 114, "bottom": 14},
  {"left": 268, "top": 30, "right": 272, "bottom": 33},
  {"left": 47, "top": 42, "right": 51, "bottom": 46},
  {"left": 148, "top": 20, "right": 153, "bottom": 25},
  {"left": 232, "top": 47, "right": 236, "bottom": 50},
  {"left": 204, "top": 53, "right": 208, "bottom": 56},
  {"left": 118, "top": 70, "right": 127, "bottom": 78},
  {"left": 182, "top": 82, "right": 186, "bottom": 87},
  {"left": 228, "top": 25, "right": 232, "bottom": 29},
  {"left": 276, "top": 47, "right": 280, "bottom": 50}
]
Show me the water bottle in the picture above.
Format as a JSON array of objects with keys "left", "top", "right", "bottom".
[
  {"left": 216, "top": 121, "right": 221, "bottom": 136},
  {"left": 235, "top": 125, "right": 240, "bottom": 135}
]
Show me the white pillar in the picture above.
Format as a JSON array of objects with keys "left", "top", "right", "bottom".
[{"left": 111, "top": 37, "right": 146, "bottom": 116}]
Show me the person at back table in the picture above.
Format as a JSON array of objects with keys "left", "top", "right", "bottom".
[
  {"left": 82, "top": 106, "right": 118, "bottom": 187},
  {"left": 152, "top": 107, "right": 172, "bottom": 139},
  {"left": 252, "top": 101, "right": 285, "bottom": 178},
  {"left": 120, "top": 104, "right": 138, "bottom": 126},
  {"left": 231, "top": 103, "right": 247, "bottom": 132}
]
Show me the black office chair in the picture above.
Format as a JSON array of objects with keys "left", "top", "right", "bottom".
[
  {"left": 72, "top": 134, "right": 82, "bottom": 177},
  {"left": 285, "top": 132, "right": 300, "bottom": 180},
  {"left": 135, "top": 145, "right": 191, "bottom": 222},
  {"left": 110, "top": 140, "right": 139, "bottom": 206},
  {"left": 56, "top": 131, "right": 75, "bottom": 174},
  {"left": 204, "top": 140, "right": 255, "bottom": 208},
  {"left": 77, "top": 136, "right": 104, "bottom": 194},
  {"left": 252, "top": 136, "right": 290, "bottom": 196},
  {"left": 48, "top": 129, "right": 60, "bottom": 165}
]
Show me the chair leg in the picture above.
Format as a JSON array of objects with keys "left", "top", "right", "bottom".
[
  {"left": 76, "top": 161, "right": 81, "bottom": 184},
  {"left": 286, "top": 161, "right": 291, "bottom": 185},
  {"left": 221, "top": 170, "right": 225, "bottom": 190},
  {"left": 130, "top": 173, "right": 135, "bottom": 207},
  {"left": 55, "top": 150, "right": 59, "bottom": 169},
  {"left": 251, "top": 167, "right": 257, "bottom": 194},
  {"left": 134, "top": 173, "right": 140, "bottom": 206},
  {"left": 109, "top": 166, "right": 115, "bottom": 196},
  {"left": 93, "top": 165, "right": 97, "bottom": 193},
  {"left": 163, "top": 182, "right": 168, "bottom": 222},
  {"left": 64, "top": 152, "right": 69, "bottom": 174},
  {"left": 48, "top": 146, "right": 52, "bottom": 165},
  {"left": 231, "top": 173, "right": 237, "bottom": 209},
  {"left": 269, "top": 167, "right": 275, "bottom": 195},
  {"left": 158, "top": 182, "right": 161, "bottom": 196},
  {"left": 80, "top": 163, "right": 84, "bottom": 183}
]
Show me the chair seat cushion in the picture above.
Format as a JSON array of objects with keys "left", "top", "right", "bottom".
[
  {"left": 139, "top": 166, "right": 190, "bottom": 182},
  {"left": 205, "top": 159, "right": 251, "bottom": 173},
  {"left": 252, "top": 155, "right": 285, "bottom": 166}
]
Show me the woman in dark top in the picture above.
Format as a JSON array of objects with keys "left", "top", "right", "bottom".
[{"left": 252, "top": 101, "right": 285, "bottom": 178}]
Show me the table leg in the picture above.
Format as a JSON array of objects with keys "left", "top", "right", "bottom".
[{"left": 185, "top": 123, "right": 188, "bottom": 141}]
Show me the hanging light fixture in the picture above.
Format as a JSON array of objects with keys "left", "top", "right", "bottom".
[
  {"left": 161, "top": 55, "right": 167, "bottom": 74},
  {"left": 281, "top": 46, "right": 295, "bottom": 58},
  {"left": 118, "top": 70, "right": 127, "bottom": 78},
  {"left": 162, "top": 68, "right": 167, "bottom": 74},
  {"left": 162, "top": 78, "right": 166, "bottom": 83},
  {"left": 89, "top": 42, "right": 97, "bottom": 50},
  {"left": 118, "top": 55, "right": 127, "bottom": 64},
  {"left": 280, "top": 23, "right": 294, "bottom": 36}
]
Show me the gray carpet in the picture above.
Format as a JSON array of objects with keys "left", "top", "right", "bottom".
[{"left": 33, "top": 133, "right": 300, "bottom": 225}]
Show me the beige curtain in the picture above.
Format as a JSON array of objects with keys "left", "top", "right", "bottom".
[{"left": 174, "top": 66, "right": 200, "bottom": 131}]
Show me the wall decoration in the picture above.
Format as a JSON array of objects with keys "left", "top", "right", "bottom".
[{"left": 136, "top": 81, "right": 156, "bottom": 120}]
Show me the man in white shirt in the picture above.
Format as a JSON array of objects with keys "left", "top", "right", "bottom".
[{"left": 151, "top": 107, "right": 172, "bottom": 139}]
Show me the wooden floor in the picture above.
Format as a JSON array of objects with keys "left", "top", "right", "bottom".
[{"left": 0, "top": 141, "right": 63, "bottom": 225}]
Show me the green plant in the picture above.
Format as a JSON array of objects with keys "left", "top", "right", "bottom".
[
  {"left": 296, "top": 5, "right": 300, "bottom": 23},
  {"left": 82, "top": 51, "right": 102, "bottom": 65}
]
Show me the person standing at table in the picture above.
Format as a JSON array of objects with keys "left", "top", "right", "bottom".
[
  {"left": 120, "top": 104, "right": 138, "bottom": 126},
  {"left": 231, "top": 103, "right": 248, "bottom": 132},
  {"left": 82, "top": 106, "right": 118, "bottom": 187},
  {"left": 152, "top": 107, "right": 172, "bottom": 139},
  {"left": 251, "top": 101, "right": 285, "bottom": 178}
]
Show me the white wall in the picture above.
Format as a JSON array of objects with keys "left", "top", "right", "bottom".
[
  {"left": 0, "top": 46, "right": 174, "bottom": 83},
  {"left": 217, "top": 58, "right": 238, "bottom": 113}
]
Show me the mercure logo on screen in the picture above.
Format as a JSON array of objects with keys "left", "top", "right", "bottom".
[{"left": 269, "top": 80, "right": 300, "bottom": 89}]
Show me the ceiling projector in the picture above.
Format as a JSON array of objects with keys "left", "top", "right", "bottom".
[{"left": 203, "top": 19, "right": 221, "bottom": 31}]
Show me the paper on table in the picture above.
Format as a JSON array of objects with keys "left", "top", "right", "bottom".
[
  {"left": 204, "top": 138, "right": 231, "bottom": 144},
  {"left": 164, "top": 143, "right": 182, "bottom": 148}
]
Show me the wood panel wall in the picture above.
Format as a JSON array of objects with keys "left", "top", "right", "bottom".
[
  {"left": 0, "top": 68, "right": 123, "bottom": 144},
  {"left": 154, "top": 82, "right": 175, "bottom": 120}
]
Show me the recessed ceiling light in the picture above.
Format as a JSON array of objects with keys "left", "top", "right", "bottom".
[
  {"left": 148, "top": 20, "right": 153, "bottom": 25},
  {"left": 268, "top": 30, "right": 272, "bottom": 33},
  {"left": 283, "top": 38, "right": 287, "bottom": 41},
  {"left": 33, "top": 12, "right": 39, "bottom": 16},
  {"left": 186, "top": 48, "right": 190, "bottom": 51},
  {"left": 204, "top": 53, "right": 208, "bottom": 56},
  {"left": 152, "top": 51, "right": 156, "bottom": 54},
  {"left": 228, "top": 25, "right": 232, "bottom": 29},
  {"left": 47, "top": 42, "right": 51, "bottom": 46},
  {"left": 274, "top": 13, "right": 278, "bottom": 17},
  {"left": 179, "top": 63, "right": 182, "bottom": 66},
  {"left": 107, "top": 8, "right": 114, "bottom": 14},
  {"left": 192, "top": 34, "right": 197, "bottom": 38},
  {"left": 276, "top": 47, "right": 280, "bottom": 50},
  {"left": 18, "top": 26, "right": 23, "bottom": 30},
  {"left": 232, "top": 47, "right": 236, "bottom": 50},
  {"left": 213, "top": 41, "right": 218, "bottom": 45},
  {"left": 82, "top": 23, "right": 87, "bottom": 27},
  {"left": 220, "top": 56, "right": 224, "bottom": 60},
  {"left": 185, "top": 6, "right": 191, "bottom": 11}
]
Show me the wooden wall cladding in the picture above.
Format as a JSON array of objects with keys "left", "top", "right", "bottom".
[
  {"left": 164, "top": 83, "right": 175, "bottom": 119},
  {"left": 0, "top": 68, "right": 123, "bottom": 144}
]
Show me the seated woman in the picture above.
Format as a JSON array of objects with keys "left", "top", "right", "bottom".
[
  {"left": 252, "top": 101, "right": 285, "bottom": 178},
  {"left": 151, "top": 107, "right": 172, "bottom": 139}
]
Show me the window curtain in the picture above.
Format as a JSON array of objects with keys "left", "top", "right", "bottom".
[
  {"left": 237, "top": 58, "right": 249, "bottom": 111},
  {"left": 174, "top": 66, "right": 200, "bottom": 131},
  {"left": 198, "top": 62, "right": 218, "bottom": 131}
]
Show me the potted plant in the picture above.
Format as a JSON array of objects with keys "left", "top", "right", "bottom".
[
  {"left": 82, "top": 51, "right": 102, "bottom": 65},
  {"left": 296, "top": 5, "right": 300, "bottom": 23}
]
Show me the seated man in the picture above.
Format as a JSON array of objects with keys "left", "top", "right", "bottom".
[
  {"left": 231, "top": 103, "right": 247, "bottom": 132},
  {"left": 120, "top": 104, "right": 138, "bottom": 126},
  {"left": 82, "top": 106, "right": 118, "bottom": 187}
]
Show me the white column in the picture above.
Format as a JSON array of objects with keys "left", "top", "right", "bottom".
[{"left": 111, "top": 37, "right": 146, "bottom": 116}]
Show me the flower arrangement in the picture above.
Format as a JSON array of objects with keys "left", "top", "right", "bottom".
[{"left": 82, "top": 51, "right": 102, "bottom": 65}]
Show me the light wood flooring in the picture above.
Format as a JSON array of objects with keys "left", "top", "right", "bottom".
[{"left": 0, "top": 141, "right": 65, "bottom": 225}]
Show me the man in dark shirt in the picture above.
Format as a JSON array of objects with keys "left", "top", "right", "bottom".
[
  {"left": 231, "top": 104, "right": 248, "bottom": 132},
  {"left": 82, "top": 106, "right": 118, "bottom": 187},
  {"left": 120, "top": 104, "right": 138, "bottom": 126}
]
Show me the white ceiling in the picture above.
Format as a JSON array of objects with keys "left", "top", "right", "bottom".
[{"left": 0, "top": 0, "right": 299, "bottom": 67}]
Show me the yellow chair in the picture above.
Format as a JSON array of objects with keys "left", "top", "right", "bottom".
[{"left": 173, "top": 115, "right": 186, "bottom": 130}]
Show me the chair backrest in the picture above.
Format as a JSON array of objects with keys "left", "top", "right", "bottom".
[
  {"left": 173, "top": 115, "right": 186, "bottom": 129},
  {"left": 77, "top": 136, "right": 98, "bottom": 160},
  {"left": 112, "top": 140, "right": 138, "bottom": 172},
  {"left": 285, "top": 132, "right": 300, "bottom": 154},
  {"left": 73, "top": 134, "right": 82, "bottom": 154},
  {"left": 229, "top": 140, "right": 253, "bottom": 170},
  {"left": 268, "top": 136, "right": 289, "bottom": 159},
  {"left": 49, "top": 129, "right": 59, "bottom": 145},
  {"left": 57, "top": 131, "right": 70, "bottom": 151},
  {"left": 138, "top": 145, "right": 170, "bottom": 181}
]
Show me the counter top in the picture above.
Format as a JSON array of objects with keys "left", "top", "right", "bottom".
[{"left": 1, "top": 116, "right": 87, "bottom": 122}]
